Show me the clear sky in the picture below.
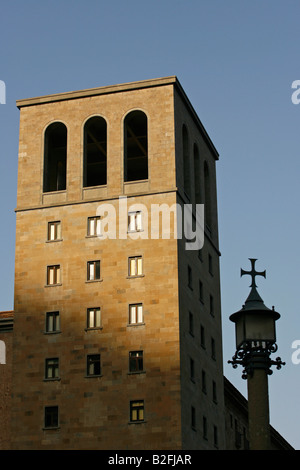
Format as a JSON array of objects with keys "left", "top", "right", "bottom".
[{"left": 0, "top": 0, "right": 299, "bottom": 449}]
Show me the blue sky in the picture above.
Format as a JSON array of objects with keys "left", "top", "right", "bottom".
[{"left": 0, "top": 0, "right": 299, "bottom": 449}]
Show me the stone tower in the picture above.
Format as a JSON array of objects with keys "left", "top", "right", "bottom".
[{"left": 11, "top": 77, "right": 225, "bottom": 449}]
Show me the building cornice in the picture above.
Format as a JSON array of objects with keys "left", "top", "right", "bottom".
[
  {"left": 16, "top": 76, "right": 178, "bottom": 108},
  {"left": 0, "top": 311, "right": 14, "bottom": 332},
  {"left": 16, "top": 76, "right": 219, "bottom": 160}
]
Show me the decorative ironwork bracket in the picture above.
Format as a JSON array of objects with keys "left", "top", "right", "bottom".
[{"left": 228, "top": 341, "right": 285, "bottom": 379}]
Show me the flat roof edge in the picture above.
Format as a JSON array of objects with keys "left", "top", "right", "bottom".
[
  {"left": 16, "top": 75, "right": 219, "bottom": 159},
  {"left": 16, "top": 76, "right": 178, "bottom": 109}
]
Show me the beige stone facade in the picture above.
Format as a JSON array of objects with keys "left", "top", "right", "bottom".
[
  {"left": 0, "top": 77, "right": 292, "bottom": 451},
  {"left": 0, "top": 311, "right": 13, "bottom": 449},
  {"left": 11, "top": 77, "right": 225, "bottom": 449}
]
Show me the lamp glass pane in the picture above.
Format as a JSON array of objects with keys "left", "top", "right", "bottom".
[{"left": 244, "top": 313, "right": 276, "bottom": 343}]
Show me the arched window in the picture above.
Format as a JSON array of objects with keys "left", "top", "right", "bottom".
[
  {"left": 124, "top": 111, "right": 148, "bottom": 182},
  {"left": 204, "top": 161, "right": 212, "bottom": 230},
  {"left": 83, "top": 116, "right": 107, "bottom": 187},
  {"left": 182, "top": 125, "right": 190, "bottom": 199},
  {"left": 193, "top": 143, "right": 201, "bottom": 205},
  {"left": 43, "top": 122, "right": 67, "bottom": 192}
]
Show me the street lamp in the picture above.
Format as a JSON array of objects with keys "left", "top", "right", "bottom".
[{"left": 228, "top": 258, "right": 285, "bottom": 450}]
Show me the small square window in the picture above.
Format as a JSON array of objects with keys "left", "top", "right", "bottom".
[
  {"left": 87, "top": 307, "right": 101, "bottom": 329},
  {"left": 128, "top": 304, "right": 143, "bottom": 325},
  {"left": 128, "top": 211, "right": 142, "bottom": 232},
  {"left": 87, "top": 216, "right": 101, "bottom": 237},
  {"left": 128, "top": 256, "right": 143, "bottom": 277},
  {"left": 47, "top": 221, "right": 61, "bottom": 241},
  {"left": 45, "top": 358, "right": 59, "bottom": 379},
  {"left": 87, "top": 354, "right": 101, "bottom": 376},
  {"left": 87, "top": 260, "right": 101, "bottom": 281},
  {"left": 45, "top": 311, "right": 60, "bottom": 333},
  {"left": 44, "top": 406, "right": 59, "bottom": 429},
  {"left": 130, "top": 400, "right": 144, "bottom": 422},
  {"left": 129, "top": 351, "right": 143, "bottom": 373},
  {"left": 47, "top": 265, "right": 61, "bottom": 285}
]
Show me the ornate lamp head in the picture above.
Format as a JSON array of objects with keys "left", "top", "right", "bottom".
[{"left": 228, "top": 259, "right": 285, "bottom": 378}]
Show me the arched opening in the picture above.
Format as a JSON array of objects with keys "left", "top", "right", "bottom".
[
  {"left": 182, "top": 125, "right": 190, "bottom": 198},
  {"left": 83, "top": 116, "right": 107, "bottom": 187},
  {"left": 124, "top": 111, "right": 148, "bottom": 182},
  {"left": 204, "top": 161, "right": 212, "bottom": 230},
  {"left": 43, "top": 122, "right": 67, "bottom": 192},
  {"left": 194, "top": 143, "right": 201, "bottom": 205}
]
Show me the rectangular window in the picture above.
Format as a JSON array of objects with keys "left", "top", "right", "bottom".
[
  {"left": 130, "top": 400, "right": 144, "bottom": 422},
  {"left": 86, "top": 354, "right": 101, "bottom": 376},
  {"left": 87, "top": 216, "right": 101, "bottom": 237},
  {"left": 213, "top": 380, "right": 217, "bottom": 403},
  {"left": 47, "top": 221, "right": 61, "bottom": 241},
  {"left": 87, "top": 260, "right": 100, "bottom": 281},
  {"left": 128, "top": 256, "right": 143, "bottom": 277},
  {"left": 211, "top": 337, "right": 216, "bottom": 361},
  {"left": 199, "top": 280, "right": 204, "bottom": 302},
  {"left": 128, "top": 211, "right": 142, "bottom": 232},
  {"left": 214, "top": 426, "right": 218, "bottom": 447},
  {"left": 191, "top": 406, "right": 196, "bottom": 430},
  {"left": 189, "top": 312, "right": 194, "bottom": 336},
  {"left": 45, "top": 358, "right": 59, "bottom": 379},
  {"left": 129, "top": 351, "right": 143, "bottom": 373},
  {"left": 128, "top": 304, "right": 143, "bottom": 325},
  {"left": 208, "top": 254, "right": 213, "bottom": 275},
  {"left": 188, "top": 265, "right": 193, "bottom": 289},
  {"left": 45, "top": 311, "right": 60, "bottom": 333},
  {"left": 87, "top": 307, "right": 101, "bottom": 329},
  {"left": 203, "top": 416, "right": 208, "bottom": 440},
  {"left": 210, "top": 295, "right": 214, "bottom": 316},
  {"left": 190, "top": 358, "right": 195, "bottom": 382},
  {"left": 202, "top": 369, "right": 207, "bottom": 393},
  {"left": 47, "top": 265, "right": 61, "bottom": 285},
  {"left": 44, "top": 406, "right": 59, "bottom": 429},
  {"left": 200, "top": 325, "right": 205, "bottom": 349}
]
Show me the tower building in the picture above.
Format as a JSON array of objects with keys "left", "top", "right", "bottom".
[{"left": 11, "top": 77, "right": 225, "bottom": 449}]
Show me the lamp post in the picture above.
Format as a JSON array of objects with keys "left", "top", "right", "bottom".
[{"left": 228, "top": 258, "right": 285, "bottom": 450}]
